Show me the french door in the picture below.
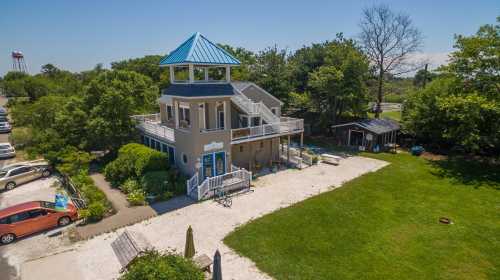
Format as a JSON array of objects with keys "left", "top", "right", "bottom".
[{"left": 202, "top": 151, "right": 226, "bottom": 179}]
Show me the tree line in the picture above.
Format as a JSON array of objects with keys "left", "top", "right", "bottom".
[{"left": 0, "top": 6, "right": 498, "bottom": 157}]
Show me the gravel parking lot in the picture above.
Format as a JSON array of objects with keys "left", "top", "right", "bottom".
[
  {"left": 0, "top": 177, "right": 73, "bottom": 280},
  {"left": 19, "top": 156, "right": 388, "bottom": 280}
]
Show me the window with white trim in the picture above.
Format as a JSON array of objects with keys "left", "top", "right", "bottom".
[
  {"left": 166, "top": 105, "right": 173, "bottom": 120},
  {"left": 179, "top": 104, "right": 190, "bottom": 128}
]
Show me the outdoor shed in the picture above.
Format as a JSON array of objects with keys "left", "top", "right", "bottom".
[{"left": 331, "top": 118, "right": 400, "bottom": 152}]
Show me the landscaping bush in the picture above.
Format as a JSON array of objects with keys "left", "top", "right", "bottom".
[
  {"left": 104, "top": 143, "right": 169, "bottom": 186},
  {"left": 71, "top": 170, "right": 111, "bottom": 222},
  {"left": 140, "top": 171, "right": 169, "bottom": 196},
  {"left": 86, "top": 202, "right": 106, "bottom": 222},
  {"left": 127, "top": 190, "right": 146, "bottom": 206},
  {"left": 121, "top": 178, "right": 141, "bottom": 194},
  {"left": 119, "top": 250, "right": 204, "bottom": 280},
  {"left": 141, "top": 170, "right": 186, "bottom": 197}
]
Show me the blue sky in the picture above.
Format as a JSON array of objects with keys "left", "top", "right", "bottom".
[{"left": 1, "top": 0, "right": 498, "bottom": 76}]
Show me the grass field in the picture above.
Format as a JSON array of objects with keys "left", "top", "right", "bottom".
[
  {"left": 224, "top": 153, "right": 500, "bottom": 280},
  {"left": 368, "top": 110, "right": 402, "bottom": 121}
]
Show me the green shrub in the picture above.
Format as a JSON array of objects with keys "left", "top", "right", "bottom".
[
  {"left": 119, "top": 250, "right": 204, "bottom": 280},
  {"left": 141, "top": 171, "right": 169, "bottom": 196},
  {"left": 9, "top": 127, "right": 33, "bottom": 149},
  {"left": 127, "top": 190, "right": 146, "bottom": 206},
  {"left": 121, "top": 179, "right": 141, "bottom": 194},
  {"left": 104, "top": 143, "right": 169, "bottom": 186},
  {"left": 86, "top": 202, "right": 106, "bottom": 222},
  {"left": 70, "top": 170, "right": 111, "bottom": 222}
]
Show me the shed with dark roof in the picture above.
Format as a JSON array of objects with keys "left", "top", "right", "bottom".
[{"left": 331, "top": 119, "right": 400, "bottom": 152}]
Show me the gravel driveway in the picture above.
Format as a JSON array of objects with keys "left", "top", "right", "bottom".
[
  {"left": 0, "top": 177, "right": 72, "bottom": 280},
  {"left": 18, "top": 156, "right": 388, "bottom": 280}
]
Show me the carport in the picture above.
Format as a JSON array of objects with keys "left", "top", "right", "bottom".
[{"left": 332, "top": 119, "right": 400, "bottom": 152}]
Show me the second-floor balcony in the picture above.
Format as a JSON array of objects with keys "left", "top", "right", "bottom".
[
  {"left": 231, "top": 117, "right": 304, "bottom": 144},
  {"left": 131, "top": 113, "right": 175, "bottom": 143}
]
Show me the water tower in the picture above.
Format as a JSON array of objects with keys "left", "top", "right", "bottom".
[{"left": 11, "top": 51, "right": 28, "bottom": 73}]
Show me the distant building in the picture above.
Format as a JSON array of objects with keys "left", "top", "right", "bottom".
[{"left": 331, "top": 119, "right": 399, "bottom": 152}]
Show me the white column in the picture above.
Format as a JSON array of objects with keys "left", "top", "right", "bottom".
[
  {"left": 189, "top": 64, "right": 194, "bottom": 83},
  {"left": 169, "top": 66, "right": 175, "bottom": 83},
  {"left": 225, "top": 66, "right": 231, "bottom": 82},
  {"left": 204, "top": 67, "right": 209, "bottom": 81}
]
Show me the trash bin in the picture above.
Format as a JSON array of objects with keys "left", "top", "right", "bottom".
[{"left": 411, "top": 146, "right": 425, "bottom": 156}]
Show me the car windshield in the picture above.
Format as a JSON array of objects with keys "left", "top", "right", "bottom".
[
  {"left": 0, "top": 170, "right": 7, "bottom": 177},
  {"left": 40, "top": 201, "right": 56, "bottom": 209},
  {"left": 0, "top": 144, "right": 11, "bottom": 149}
]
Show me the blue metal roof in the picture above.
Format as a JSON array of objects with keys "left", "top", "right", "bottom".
[
  {"left": 162, "top": 83, "right": 236, "bottom": 97},
  {"left": 159, "top": 33, "right": 241, "bottom": 66}
]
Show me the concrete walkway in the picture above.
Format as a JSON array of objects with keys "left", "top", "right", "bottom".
[
  {"left": 20, "top": 156, "right": 388, "bottom": 280},
  {"left": 74, "top": 174, "right": 157, "bottom": 240}
]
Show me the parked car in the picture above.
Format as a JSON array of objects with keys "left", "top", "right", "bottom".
[
  {"left": 0, "top": 106, "right": 7, "bottom": 117},
  {"left": 0, "top": 160, "right": 52, "bottom": 191},
  {"left": 0, "top": 201, "right": 78, "bottom": 244},
  {"left": 0, "top": 143, "right": 15, "bottom": 159},
  {"left": 0, "top": 115, "right": 8, "bottom": 122},
  {"left": 0, "top": 121, "right": 11, "bottom": 133}
]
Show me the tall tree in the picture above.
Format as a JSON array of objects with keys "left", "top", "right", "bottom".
[
  {"left": 308, "top": 36, "right": 370, "bottom": 128},
  {"left": 219, "top": 44, "right": 256, "bottom": 81},
  {"left": 252, "top": 46, "right": 292, "bottom": 104},
  {"left": 403, "top": 18, "right": 500, "bottom": 155},
  {"left": 359, "top": 4, "right": 423, "bottom": 117}
]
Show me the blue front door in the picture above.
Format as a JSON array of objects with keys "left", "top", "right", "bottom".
[
  {"left": 214, "top": 152, "right": 226, "bottom": 176},
  {"left": 202, "top": 151, "right": 226, "bottom": 179},
  {"left": 202, "top": 153, "right": 214, "bottom": 179}
]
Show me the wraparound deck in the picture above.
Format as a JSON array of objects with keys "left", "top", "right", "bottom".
[
  {"left": 131, "top": 113, "right": 175, "bottom": 143},
  {"left": 230, "top": 118, "right": 304, "bottom": 144},
  {"left": 132, "top": 114, "right": 303, "bottom": 145}
]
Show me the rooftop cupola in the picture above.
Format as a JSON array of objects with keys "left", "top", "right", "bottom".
[{"left": 159, "top": 32, "right": 241, "bottom": 84}]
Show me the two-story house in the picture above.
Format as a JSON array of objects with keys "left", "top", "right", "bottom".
[{"left": 132, "top": 33, "right": 304, "bottom": 200}]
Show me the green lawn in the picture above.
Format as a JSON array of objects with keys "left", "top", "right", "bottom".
[
  {"left": 368, "top": 110, "right": 402, "bottom": 121},
  {"left": 224, "top": 153, "right": 500, "bottom": 280}
]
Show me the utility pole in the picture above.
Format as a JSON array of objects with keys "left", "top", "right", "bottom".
[{"left": 422, "top": 64, "right": 428, "bottom": 89}]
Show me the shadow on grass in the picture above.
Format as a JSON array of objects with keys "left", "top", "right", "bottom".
[{"left": 430, "top": 157, "right": 500, "bottom": 190}]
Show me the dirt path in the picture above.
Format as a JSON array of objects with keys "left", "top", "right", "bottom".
[{"left": 73, "top": 174, "right": 158, "bottom": 240}]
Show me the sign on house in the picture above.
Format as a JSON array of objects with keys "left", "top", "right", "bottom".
[{"left": 204, "top": 141, "right": 223, "bottom": 152}]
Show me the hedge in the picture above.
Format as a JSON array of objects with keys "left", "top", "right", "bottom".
[
  {"left": 104, "top": 143, "right": 169, "bottom": 186},
  {"left": 119, "top": 250, "right": 204, "bottom": 280},
  {"left": 70, "top": 170, "right": 112, "bottom": 222}
]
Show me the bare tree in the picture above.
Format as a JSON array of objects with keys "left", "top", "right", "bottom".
[{"left": 359, "top": 4, "right": 423, "bottom": 117}]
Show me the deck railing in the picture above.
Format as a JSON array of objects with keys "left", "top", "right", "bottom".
[
  {"left": 131, "top": 113, "right": 175, "bottom": 143},
  {"left": 187, "top": 169, "right": 252, "bottom": 200},
  {"left": 231, "top": 118, "right": 304, "bottom": 142}
]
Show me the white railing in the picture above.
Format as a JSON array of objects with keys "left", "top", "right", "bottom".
[
  {"left": 188, "top": 169, "right": 252, "bottom": 200},
  {"left": 231, "top": 94, "right": 260, "bottom": 115},
  {"left": 186, "top": 172, "right": 199, "bottom": 196},
  {"left": 131, "top": 113, "right": 161, "bottom": 123},
  {"left": 132, "top": 113, "right": 175, "bottom": 143},
  {"left": 231, "top": 94, "right": 279, "bottom": 124},
  {"left": 259, "top": 101, "right": 280, "bottom": 123},
  {"left": 231, "top": 118, "right": 304, "bottom": 142}
]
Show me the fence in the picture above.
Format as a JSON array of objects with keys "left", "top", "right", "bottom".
[{"left": 58, "top": 174, "right": 87, "bottom": 209}]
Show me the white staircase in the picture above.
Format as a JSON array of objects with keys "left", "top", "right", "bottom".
[
  {"left": 231, "top": 93, "right": 279, "bottom": 124},
  {"left": 186, "top": 169, "right": 252, "bottom": 201}
]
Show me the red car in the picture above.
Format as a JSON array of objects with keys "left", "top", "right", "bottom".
[{"left": 0, "top": 201, "right": 78, "bottom": 244}]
